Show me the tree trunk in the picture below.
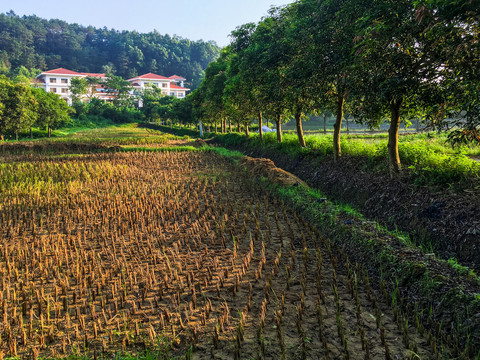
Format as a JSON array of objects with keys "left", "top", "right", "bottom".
[
  {"left": 323, "top": 114, "right": 327, "bottom": 134},
  {"left": 346, "top": 116, "right": 349, "bottom": 133},
  {"left": 214, "top": 122, "right": 218, "bottom": 133},
  {"left": 30, "top": 128, "right": 33, "bottom": 139},
  {"left": 258, "top": 111, "right": 263, "bottom": 142},
  {"left": 245, "top": 124, "right": 250, "bottom": 138},
  {"left": 48, "top": 127, "right": 52, "bottom": 138},
  {"left": 333, "top": 95, "right": 345, "bottom": 162},
  {"left": 275, "top": 115, "right": 282, "bottom": 143},
  {"left": 388, "top": 99, "right": 403, "bottom": 177},
  {"left": 228, "top": 118, "right": 232, "bottom": 133},
  {"left": 15, "top": 132, "right": 18, "bottom": 141},
  {"left": 237, "top": 121, "right": 241, "bottom": 133},
  {"left": 295, "top": 110, "right": 306, "bottom": 148}
]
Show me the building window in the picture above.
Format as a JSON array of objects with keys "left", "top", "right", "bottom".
[
  {"left": 170, "top": 92, "right": 175, "bottom": 96},
  {"left": 153, "top": 82, "right": 159, "bottom": 87},
  {"left": 61, "top": 88, "right": 68, "bottom": 94},
  {"left": 50, "top": 78, "right": 57, "bottom": 83},
  {"left": 50, "top": 88, "right": 57, "bottom": 93},
  {"left": 162, "top": 91, "right": 167, "bottom": 95},
  {"left": 61, "top": 78, "right": 68, "bottom": 84},
  {"left": 178, "top": 93, "right": 184, "bottom": 98},
  {"left": 162, "top": 83, "right": 168, "bottom": 88}
]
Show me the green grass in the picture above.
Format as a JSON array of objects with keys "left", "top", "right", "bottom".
[{"left": 208, "top": 146, "right": 244, "bottom": 160}]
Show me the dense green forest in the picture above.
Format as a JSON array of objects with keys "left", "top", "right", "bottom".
[{"left": 0, "top": 10, "right": 221, "bottom": 88}]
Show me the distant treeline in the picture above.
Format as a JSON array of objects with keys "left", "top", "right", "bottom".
[{"left": 0, "top": 11, "right": 221, "bottom": 88}]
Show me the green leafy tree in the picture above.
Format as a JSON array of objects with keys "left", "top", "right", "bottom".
[
  {"left": 12, "top": 66, "right": 41, "bottom": 84},
  {"left": 0, "top": 75, "right": 37, "bottom": 140},
  {"left": 202, "top": 49, "right": 229, "bottom": 133},
  {"left": 141, "top": 85, "right": 165, "bottom": 123},
  {"left": 32, "top": 87, "right": 71, "bottom": 137},
  {"left": 172, "top": 96, "right": 194, "bottom": 127},
  {"left": 245, "top": 8, "right": 292, "bottom": 143},
  {"left": 278, "top": 4, "right": 322, "bottom": 148},
  {"left": 352, "top": 0, "right": 441, "bottom": 176},
  {"left": 415, "top": 0, "right": 480, "bottom": 145},
  {"left": 104, "top": 74, "right": 133, "bottom": 107},
  {"left": 224, "top": 28, "right": 258, "bottom": 137},
  {"left": 287, "top": 0, "right": 369, "bottom": 156},
  {"left": 70, "top": 77, "right": 88, "bottom": 103}
]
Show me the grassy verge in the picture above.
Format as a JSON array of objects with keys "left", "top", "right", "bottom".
[{"left": 215, "top": 131, "right": 480, "bottom": 189}]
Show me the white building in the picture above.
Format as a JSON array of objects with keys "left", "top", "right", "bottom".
[
  {"left": 35, "top": 68, "right": 189, "bottom": 105},
  {"left": 35, "top": 68, "right": 106, "bottom": 105},
  {"left": 128, "top": 73, "right": 189, "bottom": 99}
]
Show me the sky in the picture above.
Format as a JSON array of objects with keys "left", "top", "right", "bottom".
[{"left": 1, "top": 0, "right": 294, "bottom": 47}]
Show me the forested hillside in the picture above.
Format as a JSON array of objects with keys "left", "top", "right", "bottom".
[{"left": 0, "top": 11, "right": 221, "bottom": 88}]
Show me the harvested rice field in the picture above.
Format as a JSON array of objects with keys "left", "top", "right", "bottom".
[{"left": 0, "top": 149, "right": 451, "bottom": 359}]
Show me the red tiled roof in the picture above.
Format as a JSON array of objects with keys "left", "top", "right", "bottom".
[
  {"left": 132, "top": 83, "right": 141, "bottom": 87},
  {"left": 169, "top": 75, "right": 186, "bottom": 81},
  {"left": 170, "top": 83, "right": 190, "bottom": 90},
  {"left": 81, "top": 72, "right": 106, "bottom": 78},
  {"left": 128, "top": 73, "right": 170, "bottom": 81},
  {"left": 40, "top": 68, "right": 82, "bottom": 76}
]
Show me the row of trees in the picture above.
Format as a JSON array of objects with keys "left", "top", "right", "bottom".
[
  {"left": 0, "top": 11, "right": 220, "bottom": 88},
  {"left": 190, "top": 0, "right": 479, "bottom": 176},
  {"left": 0, "top": 76, "right": 71, "bottom": 139}
]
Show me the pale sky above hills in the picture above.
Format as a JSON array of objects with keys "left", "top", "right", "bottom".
[{"left": 1, "top": 0, "right": 294, "bottom": 47}]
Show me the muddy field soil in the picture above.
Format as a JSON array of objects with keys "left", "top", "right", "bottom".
[{"left": 0, "top": 150, "right": 440, "bottom": 358}]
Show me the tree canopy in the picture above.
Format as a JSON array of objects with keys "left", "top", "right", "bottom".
[{"left": 190, "top": 0, "right": 479, "bottom": 177}]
